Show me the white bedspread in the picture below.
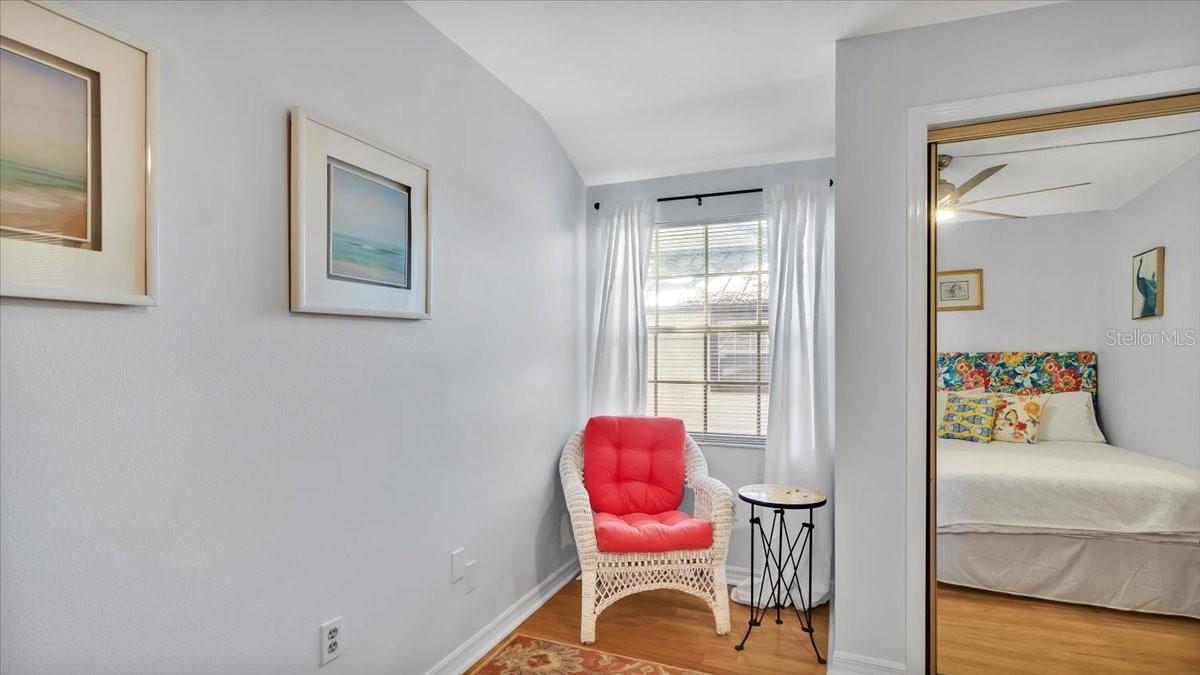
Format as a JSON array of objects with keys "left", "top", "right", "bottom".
[{"left": 937, "top": 439, "right": 1200, "bottom": 542}]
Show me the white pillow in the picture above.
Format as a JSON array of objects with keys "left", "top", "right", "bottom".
[
  {"left": 1038, "top": 391, "right": 1106, "bottom": 443},
  {"left": 936, "top": 388, "right": 985, "bottom": 424}
]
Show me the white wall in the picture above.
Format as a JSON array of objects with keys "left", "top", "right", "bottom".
[
  {"left": 1096, "top": 156, "right": 1200, "bottom": 468},
  {"left": 938, "top": 211, "right": 1103, "bottom": 352},
  {"left": 835, "top": 1, "right": 1200, "bottom": 672},
  {"left": 584, "top": 158, "right": 833, "bottom": 571},
  {"left": 0, "top": 2, "right": 586, "bottom": 674}
]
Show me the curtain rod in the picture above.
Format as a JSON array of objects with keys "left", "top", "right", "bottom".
[{"left": 593, "top": 179, "right": 833, "bottom": 210}]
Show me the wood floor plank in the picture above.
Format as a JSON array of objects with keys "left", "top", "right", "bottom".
[
  {"left": 936, "top": 584, "right": 1200, "bottom": 675},
  {"left": 471, "top": 580, "right": 1199, "bottom": 674},
  {"left": 505, "top": 579, "right": 829, "bottom": 675}
]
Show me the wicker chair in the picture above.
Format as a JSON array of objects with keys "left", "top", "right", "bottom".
[{"left": 559, "top": 419, "right": 733, "bottom": 644}]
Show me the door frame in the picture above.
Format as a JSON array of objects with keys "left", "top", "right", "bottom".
[{"left": 901, "top": 66, "right": 1200, "bottom": 674}]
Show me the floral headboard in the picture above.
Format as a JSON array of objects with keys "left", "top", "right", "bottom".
[{"left": 936, "top": 352, "right": 1097, "bottom": 395}]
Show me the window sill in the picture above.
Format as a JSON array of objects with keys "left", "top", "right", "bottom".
[{"left": 692, "top": 433, "right": 766, "bottom": 450}]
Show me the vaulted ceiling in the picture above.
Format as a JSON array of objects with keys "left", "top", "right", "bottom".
[{"left": 408, "top": 1, "right": 1058, "bottom": 185}]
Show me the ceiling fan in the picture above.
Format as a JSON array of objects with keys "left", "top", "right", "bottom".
[{"left": 935, "top": 154, "right": 1091, "bottom": 221}]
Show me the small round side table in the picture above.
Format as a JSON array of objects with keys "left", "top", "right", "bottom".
[{"left": 734, "top": 483, "right": 827, "bottom": 664}]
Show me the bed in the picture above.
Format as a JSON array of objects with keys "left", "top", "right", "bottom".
[{"left": 935, "top": 352, "right": 1200, "bottom": 617}]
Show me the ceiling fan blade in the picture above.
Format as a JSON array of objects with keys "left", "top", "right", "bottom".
[
  {"left": 939, "top": 164, "right": 1006, "bottom": 204},
  {"left": 960, "top": 208, "right": 1025, "bottom": 220},
  {"left": 960, "top": 182, "right": 1092, "bottom": 206}
]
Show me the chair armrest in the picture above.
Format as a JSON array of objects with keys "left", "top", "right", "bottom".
[
  {"left": 684, "top": 435, "right": 734, "bottom": 552},
  {"left": 559, "top": 431, "right": 598, "bottom": 559}
]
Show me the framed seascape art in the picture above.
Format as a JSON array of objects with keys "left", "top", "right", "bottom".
[
  {"left": 0, "top": 0, "right": 157, "bottom": 305},
  {"left": 1132, "top": 246, "right": 1164, "bottom": 319},
  {"left": 289, "top": 109, "right": 430, "bottom": 319},
  {"left": 936, "top": 268, "right": 983, "bottom": 312}
]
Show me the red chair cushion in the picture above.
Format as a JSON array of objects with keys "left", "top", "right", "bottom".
[
  {"left": 583, "top": 416, "right": 686, "bottom": 516},
  {"left": 593, "top": 511, "right": 714, "bottom": 553}
]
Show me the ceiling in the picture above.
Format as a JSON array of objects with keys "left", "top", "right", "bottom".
[
  {"left": 407, "top": 1, "right": 1058, "bottom": 185},
  {"left": 938, "top": 112, "right": 1200, "bottom": 223}
]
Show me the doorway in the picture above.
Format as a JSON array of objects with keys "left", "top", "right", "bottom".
[{"left": 926, "top": 92, "right": 1200, "bottom": 674}]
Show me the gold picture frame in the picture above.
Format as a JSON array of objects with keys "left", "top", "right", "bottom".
[{"left": 935, "top": 268, "right": 983, "bottom": 311}]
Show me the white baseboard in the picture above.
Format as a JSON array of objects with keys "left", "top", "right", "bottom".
[
  {"left": 725, "top": 564, "right": 751, "bottom": 586},
  {"left": 425, "top": 559, "right": 581, "bottom": 675},
  {"left": 826, "top": 651, "right": 907, "bottom": 675}
]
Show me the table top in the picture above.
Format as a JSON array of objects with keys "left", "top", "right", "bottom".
[{"left": 737, "top": 483, "right": 827, "bottom": 509}]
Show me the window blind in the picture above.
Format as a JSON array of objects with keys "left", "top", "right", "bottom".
[{"left": 646, "top": 217, "right": 770, "bottom": 440}]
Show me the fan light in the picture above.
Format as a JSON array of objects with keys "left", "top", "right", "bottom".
[{"left": 936, "top": 206, "right": 957, "bottom": 221}]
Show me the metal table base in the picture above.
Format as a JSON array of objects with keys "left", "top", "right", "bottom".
[{"left": 734, "top": 503, "right": 824, "bottom": 664}]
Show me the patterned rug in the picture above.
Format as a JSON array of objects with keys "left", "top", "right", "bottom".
[{"left": 470, "top": 634, "right": 709, "bottom": 675}]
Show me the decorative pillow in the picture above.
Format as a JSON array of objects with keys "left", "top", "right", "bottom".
[
  {"left": 1039, "top": 391, "right": 1107, "bottom": 443},
  {"left": 993, "top": 394, "right": 1049, "bottom": 444},
  {"left": 936, "top": 388, "right": 984, "bottom": 424},
  {"left": 582, "top": 416, "right": 687, "bottom": 515},
  {"left": 938, "top": 394, "right": 1000, "bottom": 443}
]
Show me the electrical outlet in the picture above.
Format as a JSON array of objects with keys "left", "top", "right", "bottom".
[
  {"left": 320, "top": 617, "right": 343, "bottom": 666},
  {"left": 465, "top": 559, "right": 478, "bottom": 593},
  {"left": 451, "top": 548, "right": 465, "bottom": 582}
]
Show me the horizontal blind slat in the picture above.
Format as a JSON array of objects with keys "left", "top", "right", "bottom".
[{"left": 647, "top": 217, "right": 770, "bottom": 438}]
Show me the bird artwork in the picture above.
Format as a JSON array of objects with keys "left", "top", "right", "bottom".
[{"left": 1133, "top": 247, "right": 1165, "bottom": 319}]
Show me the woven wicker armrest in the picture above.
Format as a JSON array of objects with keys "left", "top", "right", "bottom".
[{"left": 559, "top": 431, "right": 597, "bottom": 557}]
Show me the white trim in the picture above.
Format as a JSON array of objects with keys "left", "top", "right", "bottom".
[
  {"left": 903, "top": 66, "right": 1200, "bottom": 674},
  {"left": 827, "top": 651, "right": 907, "bottom": 675},
  {"left": 424, "top": 559, "right": 580, "bottom": 675}
]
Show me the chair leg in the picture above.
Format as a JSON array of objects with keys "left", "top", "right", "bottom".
[
  {"left": 713, "top": 564, "right": 731, "bottom": 635},
  {"left": 580, "top": 569, "right": 597, "bottom": 644}
]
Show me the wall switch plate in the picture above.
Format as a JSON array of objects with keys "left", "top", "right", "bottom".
[
  {"left": 320, "top": 617, "right": 343, "bottom": 666},
  {"left": 451, "top": 548, "right": 465, "bottom": 583},
  {"left": 465, "top": 559, "right": 478, "bottom": 593}
]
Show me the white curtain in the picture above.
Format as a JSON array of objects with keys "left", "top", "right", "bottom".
[
  {"left": 590, "top": 200, "right": 655, "bottom": 416},
  {"left": 732, "top": 180, "right": 835, "bottom": 608}
]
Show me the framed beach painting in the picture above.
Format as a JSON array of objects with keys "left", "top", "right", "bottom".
[
  {"left": 0, "top": 0, "right": 156, "bottom": 305},
  {"left": 1132, "top": 246, "right": 1164, "bottom": 319},
  {"left": 289, "top": 109, "right": 430, "bottom": 319},
  {"left": 936, "top": 268, "right": 983, "bottom": 312}
]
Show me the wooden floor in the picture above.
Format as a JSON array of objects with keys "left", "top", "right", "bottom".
[
  {"left": 491, "top": 578, "right": 830, "bottom": 675},
  {"left": 936, "top": 584, "right": 1200, "bottom": 675},
  {"left": 476, "top": 580, "right": 1200, "bottom": 674}
]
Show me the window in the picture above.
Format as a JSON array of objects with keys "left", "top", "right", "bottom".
[{"left": 646, "top": 217, "right": 769, "bottom": 442}]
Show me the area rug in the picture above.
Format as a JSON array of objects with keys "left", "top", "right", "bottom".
[{"left": 470, "top": 633, "right": 710, "bottom": 675}]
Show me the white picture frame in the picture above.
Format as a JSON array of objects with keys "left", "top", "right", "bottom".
[
  {"left": 289, "top": 108, "right": 431, "bottom": 319},
  {"left": 0, "top": 0, "right": 158, "bottom": 306}
]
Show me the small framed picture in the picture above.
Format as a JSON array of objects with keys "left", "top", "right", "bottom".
[
  {"left": 289, "top": 109, "right": 430, "bottom": 319},
  {"left": 1132, "top": 246, "right": 1164, "bottom": 319},
  {"left": 936, "top": 269, "right": 983, "bottom": 312}
]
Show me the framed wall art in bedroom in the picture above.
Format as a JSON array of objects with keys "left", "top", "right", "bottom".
[
  {"left": 0, "top": 0, "right": 157, "bottom": 305},
  {"left": 935, "top": 268, "right": 983, "bottom": 312},
  {"left": 289, "top": 108, "right": 431, "bottom": 319},
  {"left": 1131, "top": 246, "right": 1164, "bottom": 319}
]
